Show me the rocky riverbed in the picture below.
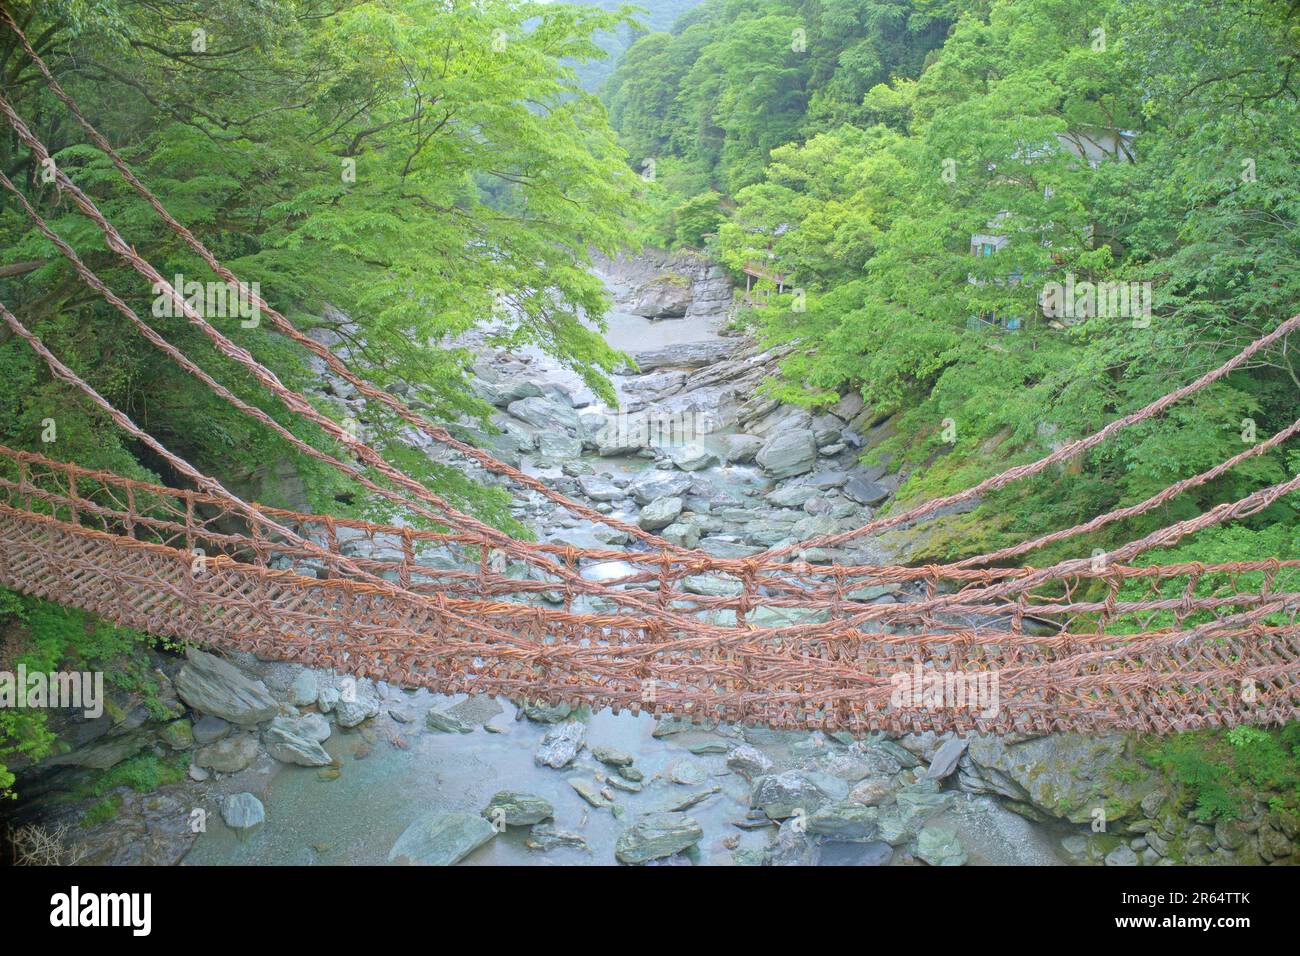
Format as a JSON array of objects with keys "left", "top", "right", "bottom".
[{"left": 4, "top": 249, "right": 1296, "bottom": 867}]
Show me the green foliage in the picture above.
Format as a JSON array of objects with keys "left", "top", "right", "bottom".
[
  {"left": 605, "top": 0, "right": 953, "bottom": 201},
  {"left": 0, "top": 0, "right": 645, "bottom": 526},
  {"left": 0, "top": 590, "right": 26, "bottom": 621},
  {"left": 717, "top": 124, "right": 904, "bottom": 285},
  {"left": 0, "top": 589, "right": 169, "bottom": 798},
  {"left": 627, "top": 155, "right": 715, "bottom": 247},
  {"left": 568, "top": 0, "right": 707, "bottom": 94},
  {"left": 81, "top": 794, "right": 123, "bottom": 827},
  {"left": 1146, "top": 724, "right": 1300, "bottom": 821},
  {"left": 673, "top": 191, "right": 725, "bottom": 248},
  {"left": 613, "top": 0, "right": 1300, "bottom": 562},
  {"left": 79, "top": 751, "right": 189, "bottom": 799}
]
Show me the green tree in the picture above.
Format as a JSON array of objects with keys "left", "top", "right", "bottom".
[
  {"left": 604, "top": 0, "right": 956, "bottom": 230},
  {"left": 0, "top": 0, "right": 641, "bottom": 522},
  {"left": 708, "top": 0, "right": 1298, "bottom": 561}
]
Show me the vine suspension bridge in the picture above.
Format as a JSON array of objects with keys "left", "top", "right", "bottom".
[{"left": 0, "top": 13, "right": 1298, "bottom": 735}]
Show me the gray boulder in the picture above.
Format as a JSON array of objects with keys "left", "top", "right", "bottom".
[
  {"left": 614, "top": 812, "right": 703, "bottom": 864},
  {"left": 482, "top": 791, "right": 554, "bottom": 827},
  {"left": 755, "top": 431, "right": 818, "bottom": 479},
  {"left": 670, "top": 444, "right": 718, "bottom": 472},
  {"left": 669, "top": 759, "right": 707, "bottom": 786},
  {"left": 287, "top": 670, "right": 319, "bottom": 707},
  {"left": 682, "top": 573, "right": 743, "bottom": 597},
  {"left": 296, "top": 712, "right": 331, "bottom": 742},
  {"left": 748, "top": 406, "right": 813, "bottom": 439},
  {"left": 543, "top": 381, "right": 586, "bottom": 406},
  {"left": 525, "top": 824, "right": 591, "bottom": 852},
  {"left": 333, "top": 683, "right": 381, "bottom": 728},
  {"left": 506, "top": 396, "right": 578, "bottom": 433},
  {"left": 589, "top": 412, "right": 646, "bottom": 456},
  {"left": 388, "top": 811, "right": 495, "bottom": 866},
  {"left": 924, "top": 737, "right": 969, "bottom": 781},
  {"left": 916, "top": 825, "right": 967, "bottom": 866},
  {"left": 842, "top": 475, "right": 891, "bottom": 506},
  {"left": 591, "top": 745, "right": 633, "bottom": 767},
  {"left": 262, "top": 715, "right": 332, "bottom": 767},
  {"left": 766, "top": 484, "right": 821, "bottom": 508},
  {"left": 804, "top": 469, "right": 848, "bottom": 490},
  {"left": 534, "top": 720, "right": 586, "bottom": 769},
  {"left": 536, "top": 431, "right": 582, "bottom": 461},
  {"left": 719, "top": 433, "right": 763, "bottom": 463},
  {"left": 517, "top": 699, "right": 576, "bottom": 723},
  {"left": 660, "top": 522, "right": 700, "bottom": 548},
  {"left": 726, "top": 744, "right": 774, "bottom": 780},
  {"left": 629, "top": 470, "right": 693, "bottom": 505},
  {"left": 875, "top": 786, "right": 953, "bottom": 846},
  {"left": 764, "top": 817, "right": 818, "bottom": 866},
  {"left": 194, "top": 733, "right": 260, "bottom": 774},
  {"left": 1105, "top": 844, "right": 1139, "bottom": 866},
  {"left": 638, "top": 495, "right": 683, "bottom": 531},
  {"left": 577, "top": 474, "right": 626, "bottom": 502},
  {"left": 807, "top": 802, "right": 880, "bottom": 841},
  {"left": 751, "top": 770, "right": 849, "bottom": 820},
  {"left": 192, "top": 715, "right": 231, "bottom": 746},
  {"left": 847, "top": 583, "right": 902, "bottom": 602},
  {"left": 791, "top": 513, "right": 839, "bottom": 540},
  {"left": 832, "top": 392, "right": 866, "bottom": 421},
  {"left": 744, "top": 517, "right": 800, "bottom": 546},
  {"left": 221, "top": 792, "right": 266, "bottom": 834},
  {"left": 963, "top": 734, "right": 1155, "bottom": 824},
  {"left": 631, "top": 340, "right": 736, "bottom": 371},
  {"left": 174, "top": 648, "right": 278, "bottom": 726},
  {"left": 629, "top": 275, "right": 692, "bottom": 319},
  {"left": 41, "top": 728, "right": 149, "bottom": 771},
  {"left": 492, "top": 377, "right": 544, "bottom": 405},
  {"left": 425, "top": 708, "right": 474, "bottom": 734},
  {"left": 848, "top": 778, "right": 897, "bottom": 806}
]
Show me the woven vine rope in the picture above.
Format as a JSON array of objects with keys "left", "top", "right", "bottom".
[{"left": 1, "top": 445, "right": 1296, "bottom": 733}]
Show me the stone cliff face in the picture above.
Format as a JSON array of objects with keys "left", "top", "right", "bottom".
[{"left": 593, "top": 248, "right": 733, "bottom": 324}]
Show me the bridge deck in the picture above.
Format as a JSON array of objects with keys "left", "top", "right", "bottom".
[{"left": 3, "top": 448, "right": 1296, "bottom": 734}]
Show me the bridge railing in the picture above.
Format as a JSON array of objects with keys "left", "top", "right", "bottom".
[
  {"left": 3, "top": 442, "right": 1297, "bottom": 630},
  {"left": 2, "top": 443, "right": 1298, "bottom": 733}
]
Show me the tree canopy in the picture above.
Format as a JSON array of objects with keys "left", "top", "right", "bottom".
[
  {"left": 608, "top": 0, "right": 1300, "bottom": 565},
  {"left": 0, "top": 0, "right": 641, "bottom": 521}
]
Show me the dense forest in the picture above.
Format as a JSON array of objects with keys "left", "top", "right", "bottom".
[
  {"left": 0, "top": 0, "right": 643, "bottom": 524},
  {"left": 606, "top": 0, "right": 1300, "bottom": 571},
  {"left": 570, "top": 0, "right": 705, "bottom": 92}
]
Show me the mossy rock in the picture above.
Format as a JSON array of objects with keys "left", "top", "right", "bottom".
[
  {"left": 159, "top": 719, "right": 194, "bottom": 751},
  {"left": 966, "top": 733, "right": 1157, "bottom": 825}
]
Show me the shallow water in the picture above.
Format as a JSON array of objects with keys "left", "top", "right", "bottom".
[
  {"left": 187, "top": 695, "right": 769, "bottom": 866},
  {"left": 186, "top": 691, "right": 1067, "bottom": 866}
]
